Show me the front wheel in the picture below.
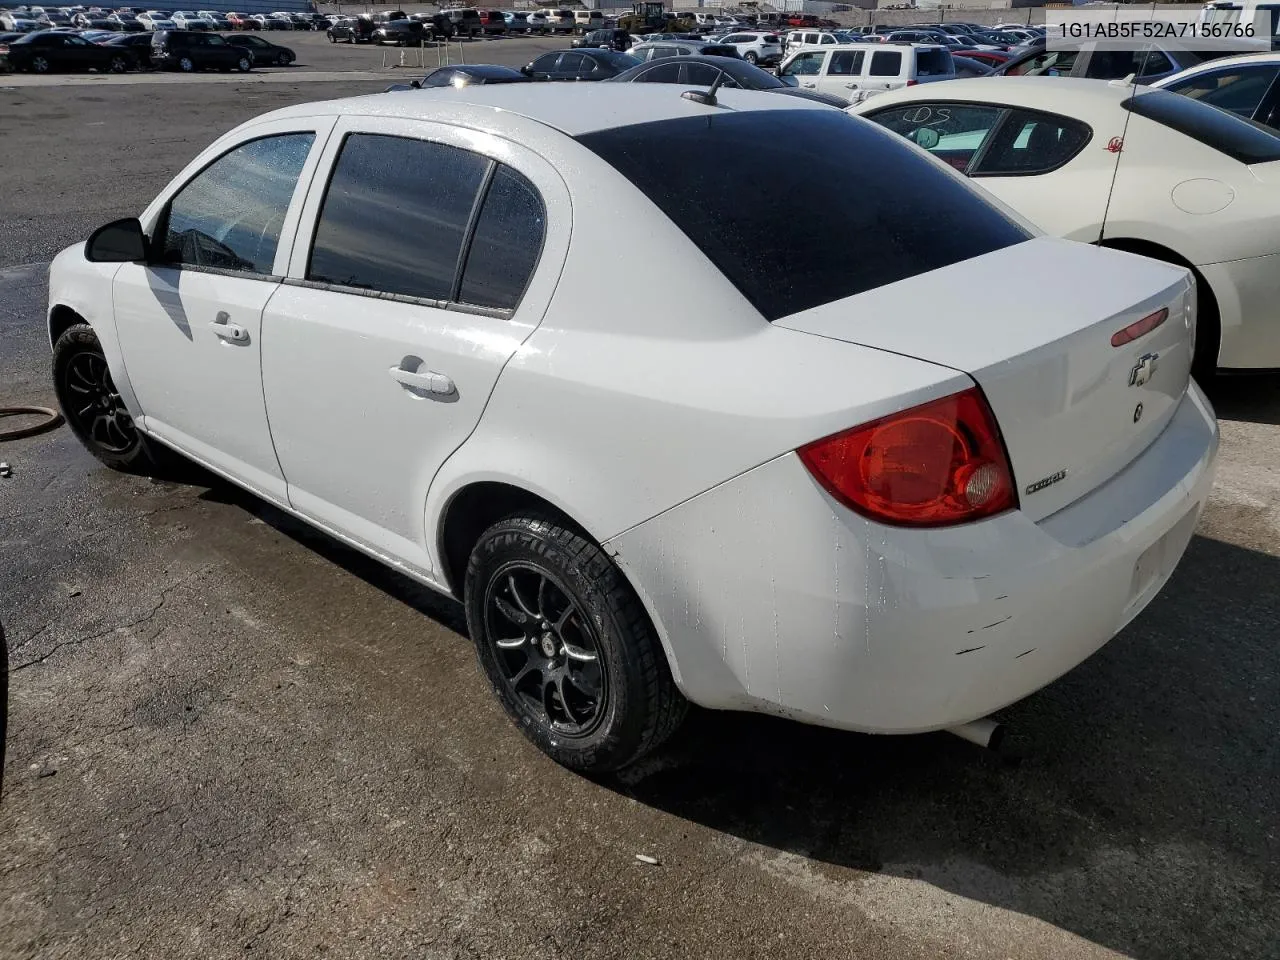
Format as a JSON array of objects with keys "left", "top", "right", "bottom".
[
  {"left": 108, "top": 55, "right": 129, "bottom": 72},
  {"left": 53, "top": 324, "right": 158, "bottom": 473},
  {"left": 276, "top": 51, "right": 290, "bottom": 65},
  {"left": 177, "top": 55, "right": 195, "bottom": 72},
  {"left": 328, "top": 32, "right": 335, "bottom": 41},
  {"left": 236, "top": 56, "right": 251, "bottom": 72},
  {"left": 465, "top": 515, "right": 687, "bottom": 773}
]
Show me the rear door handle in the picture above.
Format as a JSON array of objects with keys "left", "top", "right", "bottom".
[
  {"left": 209, "top": 311, "right": 249, "bottom": 343},
  {"left": 389, "top": 364, "right": 455, "bottom": 396},
  {"left": 801, "top": 81, "right": 815, "bottom": 87},
  {"left": 845, "top": 82, "right": 859, "bottom": 88}
]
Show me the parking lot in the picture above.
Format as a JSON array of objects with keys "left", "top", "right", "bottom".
[{"left": 2, "top": 27, "right": 1280, "bottom": 960}]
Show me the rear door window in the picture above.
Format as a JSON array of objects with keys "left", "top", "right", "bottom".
[
  {"left": 457, "top": 164, "right": 545, "bottom": 311},
  {"left": 575, "top": 110, "right": 1028, "bottom": 321},
  {"left": 307, "top": 134, "right": 488, "bottom": 301},
  {"left": 828, "top": 50, "right": 863, "bottom": 76},
  {"left": 636, "top": 61, "right": 680, "bottom": 82},
  {"left": 971, "top": 109, "right": 1092, "bottom": 175},
  {"left": 869, "top": 50, "right": 902, "bottom": 77}
]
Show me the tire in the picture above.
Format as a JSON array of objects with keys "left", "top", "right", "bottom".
[
  {"left": 328, "top": 32, "right": 335, "bottom": 42},
  {"left": 276, "top": 52, "right": 289, "bottom": 65},
  {"left": 108, "top": 55, "right": 128, "bottom": 72},
  {"left": 31, "top": 55, "right": 49, "bottom": 73},
  {"left": 236, "top": 56, "right": 251, "bottom": 72},
  {"left": 465, "top": 514, "right": 687, "bottom": 773},
  {"left": 178, "top": 55, "right": 194, "bottom": 72},
  {"left": 52, "top": 324, "right": 158, "bottom": 473},
  {"left": 744, "top": 51, "right": 757, "bottom": 63}
]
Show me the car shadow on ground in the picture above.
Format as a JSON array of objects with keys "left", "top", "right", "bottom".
[
  {"left": 194, "top": 478, "right": 1278, "bottom": 960},
  {"left": 1204, "top": 371, "right": 1280, "bottom": 426}
]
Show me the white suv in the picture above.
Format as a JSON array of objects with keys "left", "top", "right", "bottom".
[
  {"left": 784, "top": 29, "right": 839, "bottom": 54},
  {"left": 715, "top": 30, "right": 784, "bottom": 66},
  {"left": 780, "top": 43, "right": 954, "bottom": 103}
]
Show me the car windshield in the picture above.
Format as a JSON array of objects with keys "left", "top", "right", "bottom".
[
  {"left": 1124, "top": 87, "right": 1280, "bottom": 163},
  {"left": 576, "top": 109, "right": 1028, "bottom": 321}
]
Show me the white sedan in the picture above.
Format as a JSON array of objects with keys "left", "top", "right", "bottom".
[
  {"left": 47, "top": 86, "right": 1217, "bottom": 771},
  {"left": 1151, "top": 51, "right": 1280, "bottom": 132},
  {"left": 851, "top": 77, "right": 1280, "bottom": 376}
]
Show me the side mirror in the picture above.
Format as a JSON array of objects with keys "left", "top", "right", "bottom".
[
  {"left": 410, "top": 79, "right": 421, "bottom": 88},
  {"left": 520, "top": 63, "right": 532, "bottom": 75},
  {"left": 915, "top": 127, "right": 940, "bottom": 150},
  {"left": 85, "top": 217, "right": 147, "bottom": 263}
]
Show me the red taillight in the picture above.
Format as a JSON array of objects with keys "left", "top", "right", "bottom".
[
  {"left": 906, "top": 78, "right": 918, "bottom": 86},
  {"left": 797, "top": 387, "right": 1017, "bottom": 528},
  {"left": 1110, "top": 307, "right": 1168, "bottom": 347}
]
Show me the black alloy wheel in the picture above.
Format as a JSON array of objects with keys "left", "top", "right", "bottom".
[
  {"left": 52, "top": 324, "right": 154, "bottom": 471},
  {"left": 465, "top": 515, "right": 687, "bottom": 772},
  {"left": 484, "top": 563, "right": 607, "bottom": 737}
]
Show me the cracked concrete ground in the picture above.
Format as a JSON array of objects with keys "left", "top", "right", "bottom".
[{"left": 2, "top": 75, "right": 1279, "bottom": 960}]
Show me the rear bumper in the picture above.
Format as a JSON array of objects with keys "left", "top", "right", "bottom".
[
  {"left": 1199, "top": 253, "right": 1280, "bottom": 370},
  {"left": 608, "top": 384, "right": 1219, "bottom": 734}
]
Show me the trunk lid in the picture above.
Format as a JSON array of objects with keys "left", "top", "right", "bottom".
[{"left": 775, "top": 237, "right": 1195, "bottom": 522}]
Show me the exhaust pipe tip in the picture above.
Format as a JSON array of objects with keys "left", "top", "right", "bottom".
[{"left": 946, "top": 717, "right": 1005, "bottom": 752}]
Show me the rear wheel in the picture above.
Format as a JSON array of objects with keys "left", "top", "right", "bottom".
[
  {"left": 30, "top": 55, "right": 50, "bottom": 73},
  {"left": 744, "top": 50, "right": 757, "bottom": 63},
  {"left": 108, "top": 55, "right": 128, "bottom": 72},
  {"left": 53, "top": 324, "right": 158, "bottom": 473},
  {"left": 465, "top": 515, "right": 686, "bottom": 772},
  {"left": 236, "top": 56, "right": 251, "bottom": 72}
]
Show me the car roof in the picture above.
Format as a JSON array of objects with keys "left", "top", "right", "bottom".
[
  {"left": 856, "top": 75, "right": 1136, "bottom": 114},
  {"left": 1151, "top": 49, "right": 1280, "bottom": 83},
  {"left": 258, "top": 84, "right": 831, "bottom": 138}
]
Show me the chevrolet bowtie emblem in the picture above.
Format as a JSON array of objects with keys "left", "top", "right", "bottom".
[{"left": 1129, "top": 352, "right": 1158, "bottom": 388}]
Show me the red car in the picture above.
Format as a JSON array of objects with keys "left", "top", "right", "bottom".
[{"left": 226, "top": 12, "right": 258, "bottom": 30}]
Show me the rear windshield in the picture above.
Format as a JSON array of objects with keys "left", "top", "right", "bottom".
[
  {"left": 576, "top": 110, "right": 1029, "bottom": 321},
  {"left": 916, "top": 48, "right": 952, "bottom": 77},
  {"left": 1123, "top": 88, "right": 1280, "bottom": 164}
]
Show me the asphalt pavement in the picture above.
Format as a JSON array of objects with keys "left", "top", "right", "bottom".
[{"left": 1, "top": 37, "right": 1278, "bottom": 960}]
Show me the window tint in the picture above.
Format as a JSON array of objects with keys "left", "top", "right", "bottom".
[
  {"left": 1166, "top": 65, "right": 1280, "bottom": 118},
  {"left": 869, "top": 50, "right": 901, "bottom": 76},
  {"left": 973, "top": 108, "right": 1091, "bottom": 175},
  {"left": 307, "top": 134, "right": 488, "bottom": 300},
  {"left": 162, "top": 132, "right": 314, "bottom": 274},
  {"left": 869, "top": 103, "right": 1003, "bottom": 173},
  {"left": 829, "top": 50, "right": 863, "bottom": 75},
  {"left": 530, "top": 52, "right": 559, "bottom": 72},
  {"left": 457, "top": 164, "right": 545, "bottom": 311},
  {"left": 576, "top": 111, "right": 1028, "bottom": 321},
  {"left": 1123, "top": 87, "right": 1280, "bottom": 163},
  {"left": 916, "top": 48, "right": 952, "bottom": 77},
  {"left": 559, "top": 52, "right": 584, "bottom": 72},
  {"left": 683, "top": 62, "right": 722, "bottom": 85},
  {"left": 1086, "top": 46, "right": 1172, "bottom": 79},
  {"left": 636, "top": 61, "right": 680, "bottom": 82}
]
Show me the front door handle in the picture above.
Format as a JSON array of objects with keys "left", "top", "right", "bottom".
[
  {"left": 389, "top": 363, "right": 455, "bottom": 397},
  {"left": 801, "top": 81, "right": 815, "bottom": 87},
  {"left": 209, "top": 311, "right": 249, "bottom": 343}
]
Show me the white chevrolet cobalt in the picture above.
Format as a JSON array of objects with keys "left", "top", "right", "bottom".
[{"left": 48, "top": 87, "right": 1219, "bottom": 771}]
